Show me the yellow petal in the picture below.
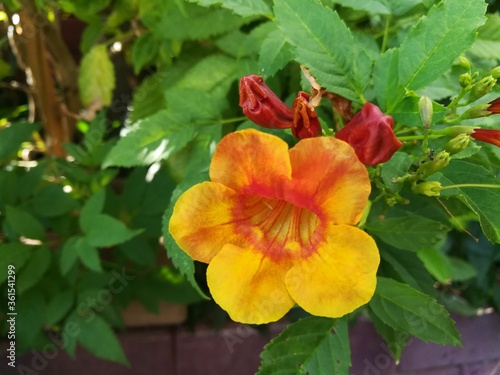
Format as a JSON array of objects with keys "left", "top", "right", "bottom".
[
  {"left": 169, "top": 182, "right": 241, "bottom": 263},
  {"left": 209, "top": 129, "right": 292, "bottom": 198},
  {"left": 285, "top": 225, "right": 379, "bottom": 317},
  {"left": 207, "top": 244, "right": 295, "bottom": 324},
  {"left": 287, "top": 137, "right": 370, "bottom": 225}
]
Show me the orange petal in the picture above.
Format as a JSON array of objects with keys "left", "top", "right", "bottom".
[
  {"left": 209, "top": 129, "right": 292, "bottom": 198},
  {"left": 285, "top": 225, "right": 379, "bottom": 317},
  {"left": 169, "top": 182, "right": 241, "bottom": 263},
  {"left": 207, "top": 244, "right": 295, "bottom": 324},
  {"left": 286, "top": 137, "right": 370, "bottom": 225}
]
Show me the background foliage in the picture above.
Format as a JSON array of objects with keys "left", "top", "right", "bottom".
[{"left": 0, "top": 0, "right": 500, "bottom": 372}]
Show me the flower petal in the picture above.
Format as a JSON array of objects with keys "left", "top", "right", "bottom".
[
  {"left": 285, "top": 225, "right": 379, "bottom": 318},
  {"left": 209, "top": 129, "right": 292, "bottom": 198},
  {"left": 169, "top": 182, "right": 241, "bottom": 263},
  {"left": 207, "top": 244, "right": 295, "bottom": 324},
  {"left": 286, "top": 136, "right": 370, "bottom": 225}
]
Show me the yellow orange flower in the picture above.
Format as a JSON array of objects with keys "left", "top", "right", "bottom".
[{"left": 169, "top": 129, "right": 379, "bottom": 324}]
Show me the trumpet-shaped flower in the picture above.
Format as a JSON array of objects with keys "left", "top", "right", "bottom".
[
  {"left": 471, "top": 128, "right": 500, "bottom": 147},
  {"left": 169, "top": 129, "right": 379, "bottom": 324}
]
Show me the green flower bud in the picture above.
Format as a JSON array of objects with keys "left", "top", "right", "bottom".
[
  {"left": 419, "top": 96, "right": 433, "bottom": 129},
  {"left": 412, "top": 181, "right": 442, "bottom": 197},
  {"left": 469, "top": 76, "right": 497, "bottom": 102},
  {"left": 444, "top": 134, "right": 470, "bottom": 155},
  {"left": 459, "top": 73, "right": 473, "bottom": 88},
  {"left": 459, "top": 103, "right": 491, "bottom": 120},
  {"left": 442, "top": 125, "right": 476, "bottom": 137},
  {"left": 490, "top": 66, "right": 500, "bottom": 79},
  {"left": 416, "top": 150, "right": 451, "bottom": 179},
  {"left": 458, "top": 56, "right": 471, "bottom": 71}
]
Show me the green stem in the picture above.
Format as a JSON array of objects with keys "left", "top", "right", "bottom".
[
  {"left": 195, "top": 116, "right": 247, "bottom": 125},
  {"left": 398, "top": 134, "right": 443, "bottom": 141},
  {"left": 440, "top": 183, "right": 500, "bottom": 190},
  {"left": 380, "top": 15, "right": 391, "bottom": 54}
]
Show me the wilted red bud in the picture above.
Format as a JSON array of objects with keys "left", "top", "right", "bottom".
[
  {"left": 239, "top": 75, "right": 293, "bottom": 129},
  {"left": 291, "top": 91, "right": 322, "bottom": 139},
  {"left": 471, "top": 128, "right": 500, "bottom": 147},
  {"left": 336, "top": 103, "right": 402, "bottom": 165},
  {"left": 487, "top": 97, "right": 500, "bottom": 114}
]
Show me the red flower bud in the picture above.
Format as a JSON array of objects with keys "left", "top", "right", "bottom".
[
  {"left": 291, "top": 91, "right": 322, "bottom": 139},
  {"left": 239, "top": 75, "right": 293, "bottom": 129},
  {"left": 471, "top": 128, "right": 500, "bottom": 147},
  {"left": 336, "top": 103, "right": 402, "bottom": 166}
]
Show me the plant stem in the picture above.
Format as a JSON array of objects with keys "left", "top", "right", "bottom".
[
  {"left": 381, "top": 15, "right": 391, "bottom": 54},
  {"left": 398, "top": 134, "right": 443, "bottom": 141},
  {"left": 440, "top": 183, "right": 500, "bottom": 190}
]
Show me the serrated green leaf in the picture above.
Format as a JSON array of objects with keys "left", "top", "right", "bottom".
[
  {"left": 186, "top": 0, "right": 271, "bottom": 16},
  {"left": 258, "top": 29, "right": 293, "bottom": 78},
  {"left": 162, "top": 172, "right": 209, "bottom": 299},
  {"left": 46, "top": 290, "right": 75, "bottom": 326},
  {"left": 0, "top": 121, "right": 38, "bottom": 162},
  {"left": 85, "top": 214, "right": 142, "bottom": 247},
  {"left": 369, "top": 277, "right": 460, "bottom": 346},
  {"left": 274, "top": 0, "right": 370, "bottom": 102},
  {"left": 387, "top": 0, "right": 487, "bottom": 111},
  {"left": 17, "top": 246, "right": 51, "bottom": 294},
  {"left": 131, "top": 32, "right": 159, "bottom": 74},
  {"left": 78, "top": 44, "right": 116, "bottom": 107},
  {"left": 5, "top": 205, "right": 45, "bottom": 240},
  {"left": 103, "top": 110, "right": 196, "bottom": 168},
  {"left": 69, "top": 312, "right": 129, "bottom": 366},
  {"left": 333, "top": 0, "right": 423, "bottom": 15},
  {"left": 374, "top": 48, "right": 400, "bottom": 111},
  {"left": 31, "top": 184, "right": 78, "bottom": 217},
  {"left": 436, "top": 160, "right": 500, "bottom": 243},
  {"left": 258, "top": 317, "right": 350, "bottom": 375},
  {"left": 141, "top": 1, "right": 249, "bottom": 41},
  {"left": 470, "top": 14, "right": 500, "bottom": 59},
  {"left": 0, "top": 243, "right": 32, "bottom": 284}
]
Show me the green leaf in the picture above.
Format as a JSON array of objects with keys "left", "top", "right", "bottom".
[
  {"left": 436, "top": 160, "right": 500, "bottom": 243},
  {"left": 162, "top": 172, "right": 209, "bottom": 299},
  {"left": 141, "top": 1, "right": 249, "bottom": 41},
  {"left": 366, "top": 207, "right": 450, "bottom": 252},
  {"left": 258, "top": 317, "right": 350, "bottom": 375},
  {"left": 17, "top": 246, "right": 51, "bottom": 294},
  {"left": 258, "top": 29, "right": 293, "bottom": 78},
  {"left": 381, "top": 152, "right": 413, "bottom": 193},
  {"left": 0, "top": 243, "right": 32, "bottom": 283},
  {"left": 60, "top": 236, "right": 81, "bottom": 275},
  {"left": 387, "top": 0, "right": 487, "bottom": 111},
  {"left": 84, "top": 214, "right": 142, "bottom": 247},
  {"left": 417, "top": 247, "right": 453, "bottom": 283},
  {"left": 79, "top": 190, "right": 105, "bottom": 233},
  {"left": 74, "top": 236, "right": 103, "bottom": 272},
  {"left": 5, "top": 205, "right": 45, "bottom": 240},
  {"left": 32, "top": 184, "right": 78, "bottom": 217},
  {"left": 186, "top": 0, "right": 271, "bottom": 16},
  {"left": 333, "top": 0, "right": 423, "bottom": 15},
  {"left": 0, "top": 121, "right": 38, "bottom": 162},
  {"left": 274, "top": 0, "right": 371, "bottom": 102},
  {"left": 379, "top": 245, "right": 436, "bottom": 296},
  {"left": 373, "top": 48, "right": 400, "bottom": 111},
  {"left": 78, "top": 44, "right": 116, "bottom": 107},
  {"left": 45, "top": 290, "right": 75, "bottom": 326},
  {"left": 103, "top": 110, "right": 196, "bottom": 168},
  {"left": 369, "top": 311, "right": 407, "bottom": 362},
  {"left": 69, "top": 312, "right": 129, "bottom": 366},
  {"left": 369, "top": 277, "right": 461, "bottom": 346},
  {"left": 470, "top": 14, "right": 500, "bottom": 59},
  {"left": 131, "top": 32, "right": 159, "bottom": 74},
  {"left": 17, "top": 290, "right": 45, "bottom": 348}
]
